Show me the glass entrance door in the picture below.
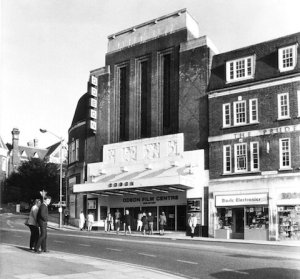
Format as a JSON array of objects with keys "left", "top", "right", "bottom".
[{"left": 159, "top": 206, "right": 175, "bottom": 230}]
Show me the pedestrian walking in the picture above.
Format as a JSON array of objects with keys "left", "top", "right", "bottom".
[
  {"left": 34, "top": 195, "right": 51, "bottom": 253},
  {"left": 159, "top": 211, "right": 167, "bottom": 235},
  {"left": 63, "top": 207, "right": 70, "bottom": 226},
  {"left": 114, "top": 209, "right": 121, "bottom": 234},
  {"left": 25, "top": 199, "right": 41, "bottom": 250},
  {"left": 106, "top": 212, "right": 113, "bottom": 232},
  {"left": 141, "top": 212, "right": 148, "bottom": 235},
  {"left": 148, "top": 212, "right": 154, "bottom": 235},
  {"left": 136, "top": 211, "right": 143, "bottom": 231},
  {"left": 87, "top": 211, "right": 94, "bottom": 231},
  {"left": 188, "top": 213, "right": 198, "bottom": 238},
  {"left": 79, "top": 211, "right": 85, "bottom": 230},
  {"left": 124, "top": 209, "right": 132, "bottom": 235}
]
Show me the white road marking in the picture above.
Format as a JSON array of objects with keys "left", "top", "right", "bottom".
[
  {"left": 79, "top": 244, "right": 91, "bottom": 247},
  {"left": 106, "top": 248, "right": 122, "bottom": 252},
  {"left": 53, "top": 240, "right": 65, "bottom": 243},
  {"left": 138, "top": 252, "right": 157, "bottom": 258},
  {"left": 176, "top": 259, "right": 198, "bottom": 265},
  {"left": 222, "top": 268, "right": 249, "bottom": 275}
]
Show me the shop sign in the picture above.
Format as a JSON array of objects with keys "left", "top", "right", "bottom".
[
  {"left": 215, "top": 193, "right": 268, "bottom": 207},
  {"left": 187, "top": 199, "right": 201, "bottom": 213},
  {"left": 281, "top": 192, "right": 300, "bottom": 200},
  {"left": 123, "top": 195, "right": 179, "bottom": 205}
]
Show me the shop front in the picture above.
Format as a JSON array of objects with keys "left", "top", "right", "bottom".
[
  {"left": 72, "top": 133, "right": 209, "bottom": 233},
  {"left": 277, "top": 191, "right": 300, "bottom": 240},
  {"left": 214, "top": 193, "right": 269, "bottom": 240}
]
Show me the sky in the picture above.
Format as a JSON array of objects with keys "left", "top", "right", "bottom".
[{"left": 1, "top": 0, "right": 300, "bottom": 148}]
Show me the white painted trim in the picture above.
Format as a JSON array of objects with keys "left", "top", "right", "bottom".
[
  {"left": 297, "top": 90, "right": 300, "bottom": 117},
  {"left": 277, "top": 92, "right": 290, "bottom": 119},
  {"left": 68, "top": 121, "right": 86, "bottom": 133},
  {"left": 208, "top": 75, "right": 300, "bottom": 98},
  {"left": 209, "top": 124, "right": 300, "bottom": 142}
]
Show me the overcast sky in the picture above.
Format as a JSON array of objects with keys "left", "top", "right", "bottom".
[{"left": 1, "top": 0, "right": 300, "bottom": 148}]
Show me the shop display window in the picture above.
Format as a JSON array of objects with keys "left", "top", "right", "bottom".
[
  {"left": 245, "top": 207, "right": 269, "bottom": 229},
  {"left": 217, "top": 208, "right": 232, "bottom": 229},
  {"left": 278, "top": 206, "right": 300, "bottom": 240}
]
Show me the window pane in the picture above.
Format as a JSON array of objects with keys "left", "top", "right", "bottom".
[
  {"left": 236, "top": 144, "right": 247, "bottom": 171},
  {"left": 235, "top": 102, "right": 246, "bottom": 124}
]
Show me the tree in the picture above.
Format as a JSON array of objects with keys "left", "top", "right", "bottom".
[{"left": 3, "top": 158, "right": 59, "bottom": 203}]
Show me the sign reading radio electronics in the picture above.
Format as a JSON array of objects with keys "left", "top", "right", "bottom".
[{"left": 89, "top": 75, "right": 98, "bottom": 132}]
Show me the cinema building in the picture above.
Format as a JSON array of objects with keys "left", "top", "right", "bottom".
[
  {"left": 68, "top": 9, "right": 217, "bottom": 232},
  {"left": 208, "top": 32, "right": 300, "bottom": 241}
]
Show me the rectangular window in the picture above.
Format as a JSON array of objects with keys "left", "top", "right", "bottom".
[
  {"left": 250, "top": 142, "right": 259, "bottom": 171},
  {"left": 223, "top": 145, "right": 232, "bottom": 173},
  {"left": 162, "top": 53, "right": 171, "bottom": 134},
  {"left": 279, "top": 138, "right": 291, "bottom": 169},
  {"left": 119, "top": 66, "right": 129, "bottom": 141},
  {"left": 75, "top": 139, "right": 79, "bottom": 161},
  {"left": 278, "top": 93, "right": 290, "bottom": 119},
  {"left": 249, "top": 99, "right": 258, "bottom": 123},
  {"left": 234, "top": 143, "right": 247, "bottom": 172},
  {"left": 226, "top": 56, "right": 254, "bottom": 82},
  {"left": 223, "top": 103, "right": 231, "bottom": 127},
  {"left": 71, "top": 141, "right": 76, "bottom": 163},
  {"left": 140, "top": 60, "right": 151, "bottom": 138},
  {"left": 234, "top": 101, "right": 246, "bottom": 125},
  {"left": 279, "top": 45, "right": 297, "bottom": 72}
]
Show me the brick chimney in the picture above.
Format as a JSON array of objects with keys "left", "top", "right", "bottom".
[{"left": 34, "top": 138, "right": 38, "bottom": 147}]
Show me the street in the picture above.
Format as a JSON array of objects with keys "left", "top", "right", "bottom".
[{"left": 1, "top": 213, "right": 300, "bottom": 279}]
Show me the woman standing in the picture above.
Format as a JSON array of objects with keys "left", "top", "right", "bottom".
[
  {"left": 79, "top": 211, "right": 85, "bottom": 231},
  {"left": 188, "top": 213, "right": 198, "bottom": 238},
  {"left": 87, "top": 211, "right": 94, "bottom": 231},
  {"left": 159, "top": 212, "right": 167, "bottom": 235},
  {"left": 26, "top": 199, "right": 41, "bottom": 250}
]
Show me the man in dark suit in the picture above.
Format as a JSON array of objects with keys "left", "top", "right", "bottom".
[{"left": 34, "top": 195, "right": 51, "bottom": 253}]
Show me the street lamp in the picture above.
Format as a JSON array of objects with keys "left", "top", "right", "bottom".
[{"left": 40, "top": 128, "right": 64, "bottom": 228}]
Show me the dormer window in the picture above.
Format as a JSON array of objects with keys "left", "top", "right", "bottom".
[
  {"left": 278, "top": 44, "right": 298, "bottom": 72},
  {"left": 226, "top": 56, "right": 255, "bottom": 83}
]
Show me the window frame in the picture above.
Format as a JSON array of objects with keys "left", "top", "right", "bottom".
[
  {"left": 278, "top": 44, "right": 298, "bottom": 72},
  {"left": 234, "top": 143, "right": 248, "bottom": 173},
  {"left": 249, "top": 98, "right": 258, "bottom": 123},
  {"left": 223, "top": 145, "right": 232, "bottom": 174},
  {"left": 279, "top": 138, "right": 291, "bottom": 169},
  {"left": 277, "top": 93, "right": 290, "bottom": 120},
  {"left": 250, "top": 142, "right": 259, "bottom": 171},
  {"left": 233, "top": 100, "right": 247, "bottom": 126},
  {"left": 222, "top": 103, "right": 231, "bottom": 127},
  {"left": 226, "top": 56, "right": 255, "bottom": 83}
]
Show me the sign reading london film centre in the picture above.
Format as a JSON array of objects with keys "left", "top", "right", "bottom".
[{"left": 215, "top": 193, "right": 268, "bottom": 207}]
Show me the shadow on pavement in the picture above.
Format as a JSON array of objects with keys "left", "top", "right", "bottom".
[{"left": 211, "top": 267, "right": 300, "bottom": 279}]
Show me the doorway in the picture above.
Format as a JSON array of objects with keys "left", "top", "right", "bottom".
[{"left": 232, "top": 208, "right": 244, "bottom": 239}]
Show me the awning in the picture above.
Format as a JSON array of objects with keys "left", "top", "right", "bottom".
[{"left": 74, "top": 165, "right": 196, "bottom": 196}]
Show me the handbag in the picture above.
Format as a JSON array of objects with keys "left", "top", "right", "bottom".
[{"left": 24, "top": 218, "right": 29, "bottom": 226}]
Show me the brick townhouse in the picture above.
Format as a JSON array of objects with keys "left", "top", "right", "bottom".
[
  {"left": 208, "top": 33, "right": 300, "bottom": 241},
  {"left": 67, "top": 9, "right": 218, "bottom": 233}
]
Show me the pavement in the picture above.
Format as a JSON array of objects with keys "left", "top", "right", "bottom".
[
  {"left": 47, "top": 221, "right": 300, "bottom": 247},
  {"left": 0, "top": 243, "right": 186, "bottom": 279}
]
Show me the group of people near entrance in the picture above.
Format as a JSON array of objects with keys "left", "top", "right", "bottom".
[
  {"left": 104, "top": 210, "right": 167, "bottom": 235},
  {"left": 25, "top": 196, "right": 52, "bottom": 253}
]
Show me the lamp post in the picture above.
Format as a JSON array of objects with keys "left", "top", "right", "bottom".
[{"left": 40, "top": 128, "right": 63, "bottom": 228}]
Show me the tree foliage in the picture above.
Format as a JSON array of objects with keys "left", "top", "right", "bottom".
[{"left": 4, "top": 158, "right": 59, "bottom": 203}]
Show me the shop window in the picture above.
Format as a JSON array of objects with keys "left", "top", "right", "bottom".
[
  {"left": 278, "top": 206, "right": 300, "bottom": 240},
  {"left": 246, "top": 207, "right": 269, "bottom": 229},
  {"left": 217, "top": 208, "right": 232, "bottom": 229}
]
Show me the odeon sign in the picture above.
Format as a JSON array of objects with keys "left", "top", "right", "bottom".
[{"left": 107, "top": 181, "right": 135, "bottom": 188}]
